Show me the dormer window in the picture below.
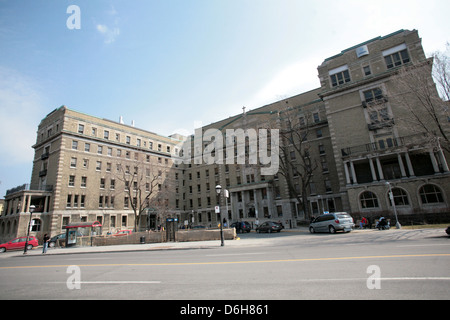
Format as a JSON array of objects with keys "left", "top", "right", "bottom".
[
  {"left": 383, "top": 43, "right": 410, "bottom": 69},
  {"left": 329, "top": 65, "right": 351, "bottom": 87}
]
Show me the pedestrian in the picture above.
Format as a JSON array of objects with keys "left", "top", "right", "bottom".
[
  {"left": 360, "top": 217, "right": 368, "bottom": 229},
  {"left": 42, "top": 233, "right": 50, "bottom": 254}
]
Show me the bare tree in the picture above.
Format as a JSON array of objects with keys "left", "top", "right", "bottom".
[
  {"left": 115, "top": 155, "right": 161, "bottom": 232},
  {"left": 273, "top": 103, "right": 319, "bottom": 220},
  {"left": 387, "top": 48, "right": 450, "bottom": 152}
]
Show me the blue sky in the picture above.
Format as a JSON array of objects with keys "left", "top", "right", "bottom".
[{"left": 0, "top": 0, "right": 449, "bottom": 197}]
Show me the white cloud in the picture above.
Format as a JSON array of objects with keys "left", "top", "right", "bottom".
[
  {"left": 0, "top": 67, "right": 44, "bottom": 165},
  {"left": 246, "top": 58, "right": 321, "bottom": 109},
  {"left": 96, "top": 6, "right": 121, "bottom": 44},
  {"left": 96, "top": 24, "right": 120, "bottom": 44}
]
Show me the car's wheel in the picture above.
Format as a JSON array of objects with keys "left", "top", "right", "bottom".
[
  {"left": 0, "top": 247, "right": 6, "bottom": 253},
  {"left": 26, "top": 244, "right": 33, "bottom": 250},
  {"left": 309, "top": 226, "right": 315, "bottom": 234},
  {"left": 329, "top": 226, "right": 336, "bottom": 234},
  {"left": 49, "top": 242, "right": 55, "bottom": 248}
]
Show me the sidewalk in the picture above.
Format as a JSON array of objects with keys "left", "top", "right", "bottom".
[{"left": 15, "top": 237, "right": 260, "bottom": 257}]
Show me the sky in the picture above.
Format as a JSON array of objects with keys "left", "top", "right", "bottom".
[{"left": 0, "top": 0, "right": 449, "bottom": 198}]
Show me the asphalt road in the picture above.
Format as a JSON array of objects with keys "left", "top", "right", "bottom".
[{"left": 0, "top": 228, "right": 449, "bottom": 301}]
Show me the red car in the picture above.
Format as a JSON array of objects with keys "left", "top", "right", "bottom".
[
  {"left": 112, "top": 230, "right": 133, "bottom": 236},
  {"left": 0, "top": 236, "right": 39, "bottom": 252}
]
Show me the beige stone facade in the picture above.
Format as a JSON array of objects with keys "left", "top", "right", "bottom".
[{"left": 1, "top": 29, "right": 449, "bottom": 242}]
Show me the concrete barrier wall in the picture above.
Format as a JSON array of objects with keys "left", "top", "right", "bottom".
[{"left": 74, "top": 228, "right": 237, "bottom": 247}]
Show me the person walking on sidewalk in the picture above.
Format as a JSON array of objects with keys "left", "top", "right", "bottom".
[{"left": 42, "top": 234, "right": 50, "bottom": 254}]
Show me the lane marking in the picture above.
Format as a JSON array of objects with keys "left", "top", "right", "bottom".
[
  {"left": 296, "top": 277, "right": 450, "bottom": 282},
  {"left": 1, "top": 253, "right": 449, "bottom": 270},
  {"left": 52, "top": 281, "right": 161, "bottom": 284},
  {"left": 396, "top": 244, "right": 450, "bottom": 247},
  {"left": 206, "top": 252, "right": 267, "bottom": 257}
]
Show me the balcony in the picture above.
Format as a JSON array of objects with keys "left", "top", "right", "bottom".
[
  {"left": 6, "top": 184, "right": 53, "bottom": 196},
  {"left": 341, "top": 133, "right": 431, "bottom": 158}
]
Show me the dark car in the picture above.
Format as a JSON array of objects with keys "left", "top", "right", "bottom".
[
  {"left": 230, "top": 221, "right": 251, "bottom": 233},
  {"left": 446, "top": 226, "right": 450, "bottom": 236},
  {"left": 49, "top": 231, "right": 82, "bottom": 247},
  {"left": 256, "top": 221, "right": 283, "bottom": 233}
]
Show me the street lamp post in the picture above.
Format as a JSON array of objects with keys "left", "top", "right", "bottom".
[
  {"left": 386, "top": 182, "right": 401, "bottom": 229},
  {"left": 215, "top": 185, "right": 225, "bottom": 247},
  {"left": 23, "top": 205, "right": 36, "bottom": 254}
]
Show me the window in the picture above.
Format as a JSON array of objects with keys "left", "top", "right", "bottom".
[
  {"left": 78, "top": 124, "right": 84, "bottom": 134},
  {"left": 360, "top": 191, "right": 379, "bottom": 209},
  {"left": 68, "top": 175, "right": 75, "bottom": 187},
  {"left": 98, "top": 145, "right": 103, "bottom": 154},
  {"left": 81, "top": 176, "right": 87, "bottom": 188},
  {"left": 419, "top": 184, "right": 444, "bottom": 204},
  {"left": 31, "top": 219, "right": 41, "bottom": 232},
  {"left": 369, "top": 107, "right": 390, "bottom": 123},
  {"left": 96, "top": 161, "right": 102, "bottom": 171},
  {"left": 363, "top": 65, "right": 371, "bottom": 76},
  {"left": 389, "top": 188, "right": 409, "bottom": 206},
  {"left": 329, "top": 65, "right": 351, "bottom": 87},
  {"left": 70, "top": 157, "right": 77, "bottom": 168},
  {"left": 104, "top": 130, "right": 109, "bottom": 140},
  {"left": 383, "top": 44, "right": 410, "bottom": 69},
  {"left": 84, "top": 143, "right": 90, "bottom": 152},
  {"left": 72, "top": 140, "right": 78, "bottom": 150},
  {"left": 73, "top": 195, "right": 78, "bottom": 208},
  {"left": 313, "top": 112, "right": 320, "bottom": 123},
  {"left": 363, "top": 88, "right": 384, "bottom": 103}
]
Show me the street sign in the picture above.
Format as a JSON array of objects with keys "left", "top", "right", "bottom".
[{"left": 215, "top": 206, "right": 220, "bottom": 213}]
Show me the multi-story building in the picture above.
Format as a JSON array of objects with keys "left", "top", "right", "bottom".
[
  {"left": 1, "top": 29, "right": 449, "bottom": 242},
  {"left": 318, "top": 29, "right": 449, "bottom": 218},
  {"left": 1, "top": 107, "right": 182, "bottom": 242}
]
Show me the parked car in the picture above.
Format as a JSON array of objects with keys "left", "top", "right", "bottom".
[
  {"left": 49, "top": 232, "right": 82, "bottom": 247},
  {"left": 0, "top": 236, "right": 39, "bottom": 252},
  {"left": 256, "top": 221, "right": 283, "bottom": 233},
  {"left": 230, "top": 221, "right": 252, "bottom": 233},
  {"left": 309, "top": 212, "right": 355, "bottom": 234},
  {"left": 446, "top": 226, "right": 450, "bottom": 236},
  {"left": 112, "top": 229, "right": 133, "bottom": 236}
]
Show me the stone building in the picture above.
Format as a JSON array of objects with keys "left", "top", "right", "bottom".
[
  {"left": 318, "top": 29, "right": 450, "bottom": 220},
  {"left": 1, "top": 107, "right": 182, "bottom": 242},
  {"left": 1, "top": 29, "right": 449, "bottom": 242}
]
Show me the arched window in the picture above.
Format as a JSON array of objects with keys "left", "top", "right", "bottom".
[
  {"left": 360, "top": 191, "right": 379, "bottom": 208},
  {"left": 389, "top": 187, "right": 409, "bottom": 206},
  {"left": 419, "top": 184, "right": 444, "bottom": 204}
]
